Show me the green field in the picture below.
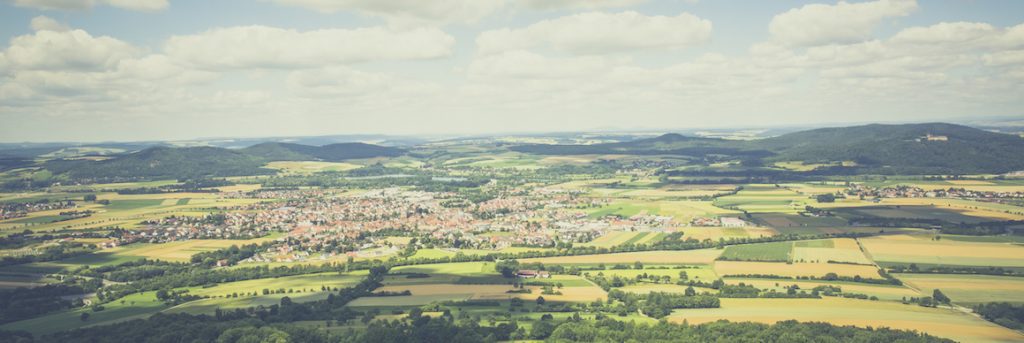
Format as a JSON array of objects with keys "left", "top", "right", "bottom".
[
  {"left": 0, "top": 291, "right": 169, "bottom": 335},
  {"left": 719, "top": 241, "right": 793, "bottom": 262},
  {"left": 180, "top": 271, "right": 367, "bottom": 298}
]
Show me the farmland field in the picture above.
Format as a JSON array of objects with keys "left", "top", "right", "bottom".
[
  {"left": 719, "top": 241, "right": 792, "bottom": 262},
  {"left": 0, "top": 292, "right": 169, "bottom": 335},
  {"left": 583, "top": 265, "right": 718, "bottom": 282},
  {"left": 895, "top": 273, "right": 1024, "bottom": 305},
  {"left": 714, "top": 261, "right": 882, "bottom": 278},
  {"left": 723, "top": 277, "right": 920, "bottom": 301},
  {"left": 520, "top": 249, "right": 723, "bottom": 265},
  {"left": 667, "top": 298, "right": 1023, "bottom": 343},
  {"left": 860, "top": 235, "right": 1024, "bottom": 268}
]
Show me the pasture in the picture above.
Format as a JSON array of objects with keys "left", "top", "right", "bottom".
[
  {"left": 667, "top": 298, "right": 1023, "bottom": 343},
  {"left": 180, "top": 271, "right": 366, "bottom": 298},
  {"left": 166, "top": 291, "right": 335, "bottom": 315},
  {"left": 0, "top": 291, "right": 169, "bottom": 335},
  {"left": 719, "top": 241, "right": 792, "bottom": 262}
]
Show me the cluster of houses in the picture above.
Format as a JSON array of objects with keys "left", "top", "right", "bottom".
[
  {"left": 690, "top": 216, "right": 750, "bottom": 227},
  {"left": 0, "top": 200, "right": 77, "bottom": 220},
  {"left": 845, "top": 184, "right": 1024, "bottom": 200}
]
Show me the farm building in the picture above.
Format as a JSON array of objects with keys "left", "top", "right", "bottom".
[
  {"left": 517, "top": 270, "right": 550, "bottom": 278},
  {"left": 720, "top": 217, "right": 748, "bottom": 227}
]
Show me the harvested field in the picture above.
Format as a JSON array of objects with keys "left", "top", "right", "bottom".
[
  {"left": 895, "top": 273, "right": 1024, "bottom": 305},
  {"left": 860, "top": 235, "right": 1024, "bottom": 268},
  {"left": 520, "top": 249, "right": 723, "bottom": 265},
  {"left": 667, "top": 298, "right": 1023, "bottom": 343},
  {"left": 714, "top": 261, "right": 881, "bottom": 279}
]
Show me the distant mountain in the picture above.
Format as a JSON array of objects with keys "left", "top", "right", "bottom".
[
  {"left": 512, "top": 123, "right": 1024, "bottom": 174},
  {"left": 241, "top": 142, "right": 405, "bottom": 162}
]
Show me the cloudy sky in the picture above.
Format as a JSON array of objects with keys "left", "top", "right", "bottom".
[{"left": 1, "top": 0, "right": 1022, "bottom": 142}]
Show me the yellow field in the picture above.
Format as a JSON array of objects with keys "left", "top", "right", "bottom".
[
  {"left": 723, "top": 278, "right": 919, "bottom": 301},
  {"left": 117, "top": 235, "right": 281, "bottom": 262},
  {"left": 264, "top": 161, "right": 362, "bottom": 174},
  {"left": 215, "top": 184, "right": 262, "bottom": 192},
  {"left": 520, "top": 249, "right": 723, "bottom": 265},
  {"left": 0, "top": 195, "right": 261, "bottom": 234},
  {"left": 678, "top": 227, "right": 777, "bottom": 241},
  {"left": 895, "top": 274, "right": 1024, "bottom": 305},
  {"left": 667, "top": 298, "right": 1023, "bottom": 343},
  {"left": 860, "top": 235, "right": 1024, "bottom": 267},
  {"left": 580, "top": 231, "right": 640, "bottom": 247},
  {"left": 713, "top": 261, "right": 881, "bottom": 278}
]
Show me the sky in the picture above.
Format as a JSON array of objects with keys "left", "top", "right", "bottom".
[{"left": 0, "top": 0, "right": 1023, "bottom": 142}]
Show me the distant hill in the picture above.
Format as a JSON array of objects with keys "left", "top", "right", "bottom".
[
  {"left": 759, "top": 123, "right": 1024, "bottom": 174},
  {"left": 241, "top": 142, "right": 405, "bottom": 162},
  {"left": 510, "top": 133, "right": 772, "bottom": 158},
  {"left": 511, "top": 123, "right": 1024, "bottom": 174},
  {"left": 44, "top": 146, "right": 273, "bottom": 180},
  {"left": 44, "top": 142, "right": 405, "bottom": 181}
]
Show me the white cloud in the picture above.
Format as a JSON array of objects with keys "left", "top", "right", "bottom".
[
  {"left": 30, "top": 16, "right": 70, "bottom": 32},
  {"left": 769, "top": 0, "right": 917, "bottom": 47},
  {"left": 269, "top": 0, "right": 506, "bottom": 26},
  {"left": 3, "top": 25, "right": 140, "bottom": 71},
  {"left": 12, "top": 0, "right": 168, "bottom": 11},
  {"left": 164, "top": 25, "right": 455, "bottom": 69},
  {"left": 518, "top": 0, "right": 646, "bottom": 10},
  {"left": 477, "top": 11, "right": 711, "bottom": 55},
  {"left": 468, "top": 50, "right": 619, "bottom": 79},
  {"left": 286, "top": 67, "right": 439, "bottom": 102}
]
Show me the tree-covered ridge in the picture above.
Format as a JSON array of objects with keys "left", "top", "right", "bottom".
[
  {"left": 43, "top": 146, "right": 274, "bottom": 182},
  {"left": 2, "top": 312, "right": 953, "bottom": 343},
  {"left": 39, "top": 142, "right": 406, "bottom": 183},
  {"left": 511, "top": 123, "right": 1024, "bottom": 174},
  {"left": 241, "top": 142, "right": 405, "bottom": 162}
]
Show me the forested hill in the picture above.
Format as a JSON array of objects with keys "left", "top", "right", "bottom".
[
  {"left": 509, "top": 133, "right": 773, "bottom": 158},
  {"left": 511, "top": 123, "right": 1024, "bottom": 174},
  {"left": 760, "top": 123, "right": 1024, "bottom": 174},
  {"left": 242, "top": 142, "right": 405, "bottom": 161},
  {"left": 42, "top": 142, "right": 406, "bottom": 181},
  {"left": 43, "top": 147, "right": 273, "bottom": 181}
]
